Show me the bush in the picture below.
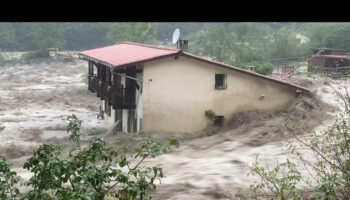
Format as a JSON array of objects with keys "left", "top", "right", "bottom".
[
  {"left": 20, "top": 49, "right": 50, "bottom": 62},
  {"left": 249, "top": 155, "right": 302, "bottom": 200},
  {"left": 204, "top": 109, "right": 216, "bottom": 121},
  {"left": 248, "top": 82, "right": 350, "bottom": 199},
  {"left": 1, "top": 114, "right": 179, "bottom": 200},
  {"left": 0, "top": 157, "right": 20, "bottom": 199},
  {"left": 81, "top": 72, "right": 88, "bottom": 85},
  {"left": 254, "top": 62, "right": 274, "bottom": 75},
  {"left": 231, "top": 61, "right": 274, "bottom": 75}
]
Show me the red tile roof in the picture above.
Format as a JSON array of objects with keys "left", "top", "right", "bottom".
[
  {"left": 79, "top": 42, "right": 180, "bottom": 67},
  {"left": 311, "top": 55, "right": 350, "bottom": 59},
  {"left": 79, "top": 42, "right": 310, "bottom": 92}
]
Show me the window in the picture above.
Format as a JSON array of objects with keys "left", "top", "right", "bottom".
[
  {"left": 214, "top": 116, "right": 224, "bottom": 127},
  {"left": 215, "top": 74, "right": 226, "bottom": 89}
]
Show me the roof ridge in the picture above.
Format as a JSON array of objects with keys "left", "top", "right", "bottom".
[{"left": 123, "top": 41, "right": 180, "bottom": 52}]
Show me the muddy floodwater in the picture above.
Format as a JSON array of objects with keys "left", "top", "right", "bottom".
[{"left": 0, "top": 58, "right": 344, "bottom": 199}]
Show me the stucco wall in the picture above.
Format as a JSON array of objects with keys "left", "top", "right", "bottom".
[
  {"left": 102, "top": 100, "right": 116, "bottom": 128},
  {"left": 142, "top": 55, "right": 297, "bottom": 134}
]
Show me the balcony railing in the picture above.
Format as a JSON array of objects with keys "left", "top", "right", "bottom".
[{"left": 88, "top": 76, "right": 136, "bottom": 109}]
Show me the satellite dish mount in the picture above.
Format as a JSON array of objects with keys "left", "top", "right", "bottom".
[{"left": 172, "top": 28, "right": 188, "bottom": 51}]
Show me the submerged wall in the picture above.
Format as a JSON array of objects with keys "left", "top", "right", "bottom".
[{"left": 142, "top": 55, "right": 298, "bottom": 134}]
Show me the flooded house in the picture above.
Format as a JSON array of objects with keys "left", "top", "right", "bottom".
[
  {"left": 307, "top": 48, "right": 350, "bottom": 77},
  {"left": 78, "top": 42, "right": 310, "bottom": 134}
]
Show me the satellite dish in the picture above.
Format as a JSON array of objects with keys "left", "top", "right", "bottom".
[{"left": 172, "top": 28, "right": 180, "bottom": 44}]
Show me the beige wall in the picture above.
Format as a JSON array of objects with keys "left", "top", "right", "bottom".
[
  {"left": 142, "top": 55, "right": 297, "bottom": 134},
  {"left": 102, "top": 100, "right": 116, "bottom": 128}
]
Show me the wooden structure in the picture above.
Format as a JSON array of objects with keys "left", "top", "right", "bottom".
[
  {"left": 307, "top": 48, "right": 350, "bottom": 78},
  {"left": 246, "top": 66, "right": 255, "bottom": 72},
  {"left": 87, "top": 61, "right": 138, "bottom": 110},
  {"left": 282, "top": 65, "right": 294, "bottom": 75}
]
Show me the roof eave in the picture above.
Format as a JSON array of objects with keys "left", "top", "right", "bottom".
[
  {"left": 78, "top": 51, "right": 182, "bottom": 69},
  {"left": 78, "top": 53, "right": 116, "bottom": 70}
]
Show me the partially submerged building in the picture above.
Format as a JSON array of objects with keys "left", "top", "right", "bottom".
[
  {"left": 308, "top": 48, "right": 350, "bottom": 76},
  {"left": 78, "top": 42, "right": 310, "bottom": 134}
]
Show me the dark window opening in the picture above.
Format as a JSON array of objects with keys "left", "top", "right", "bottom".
[
  {"left": 215, "top": 74, "right": 226, "bottom": 89},
  {"left": 214, "top": 116, "right": 224, "bottom": 127},
  {"left": 105, "top": 101, "right": 111, "bottom": 116}
]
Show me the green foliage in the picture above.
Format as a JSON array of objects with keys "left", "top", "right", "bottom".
[
  {"left": 63, "top": 22, "right": 112, "bottom": 51},
  {"left": 106, "top": 23, "right": 157, "bottom": 44},
  {"left": 231, "top": 61, "right": 274, "bottom": 75},
  {"left": 0, "top": 22, "right": 349, "bottom": 58},
  {"left": 205, "top": 110, "right": 216, "bottom": 121},
  {"left": 187, "top": 23, "right": 235, "bottom": 63},
  {"left": 67, "top": 114, "right": 83, "bottom": 146},
  {"left": 0, "top": 23, "right": 16, "bottom": 51},
  {"left": 81, "top": 72, "right": 88, "bottom": 85},
  {"left": 21, "top": 114, "right": 179, "bottom": 200},
  {"left": 285, "top": 84, "right": 350, "bottom": 199},
  {"left": 0, "top": 157, "right": 20, "bottom": 200},
  {"left": 249, "top": 155, "right": 302, "bottom": 200},
  {"left": 34, "top": 23, "right": 66, "bottom": 50},
  {"left": 248, "top": 83, "right": 350, "bottom": 199},
  {"left": 254, "top": 62, "right": 274, "bottom": 75},
  {"left": 0, "top": 50, "right": 5, "bottom": 62},
  {"left": 20, "top": 49, "right": 50, "bottom": 62},
  {"left": 12, "top": 23, "right": 66, "bottom": 51},
  {"left": 154, "top": 22, "right": 206, "bottom": 43},
  {"left": 233, "top": 23, "right": 273, "bottom": 62},
  {"left": 268, "top": 27, "right": 305, "bottom": 59},
  {"left": 302, "top": 23, "right": 350, "bottom": 52}
]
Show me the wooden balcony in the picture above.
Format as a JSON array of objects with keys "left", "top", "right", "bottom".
[{"left": 88, "top": 76, "right": 136, "bottom": 109}]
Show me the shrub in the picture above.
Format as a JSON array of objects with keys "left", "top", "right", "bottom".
[
  {"left": 205, "top": 109, "right": 216, "bottom": 121},
  {"left": 231, "top": 61, "right": 274, "bottom": 75},
  {"left": 81, "top": 72, "right": 88, "bottom": 85},
  {"left": 1, "top": 114, "right": 179, "bottom": 200},
  {"left": 249, "top": 155, "right": 302, "bottom": 200},
  {"left": 0, "top": 157, "right": 20, "bottom": 199},
  {"left": 254, "top": 62, "right": 274, "bottom": 75},
  {"left": 20, "top": 49, "right": 50, "bottom": 62},
  {"left": 22, "top": 114, "right": 179, "bottom": 200},
  {"left": 248, "top": 81, "right": 350, "bottom": 199}
]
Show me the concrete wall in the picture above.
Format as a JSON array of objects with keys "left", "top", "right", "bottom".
[
  {"left": 102, "top": 100, "right": 116, "bottom": 128},
  {"left": 142, "top": 55, "right": 297, "bottom": 134}
]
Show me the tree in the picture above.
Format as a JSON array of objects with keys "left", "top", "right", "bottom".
[
  {"left": 12, "top": 22, "right": 41, "bottom": 51},
  {"left": 106, "top": 23, "right": 157, "bottom": 44},
  {"left": 0, "top": 114, "right": 180, "bottom": 200},
  {"left": 0, "top": 23, "right": 17, "bottom": 51},
  {"left": 34, "top": 23, "right": 66, "bottom": 50},
  {"left": 154, "top": 22, "right": 206, "bottom": 43},
  {"left": 12, "top": 23, "right": 66, "bottom": 51},
  {"left": 302, "top": 22, "right": 350, "bottom": 52},
  {"left": 233, "top": 23, "right": 273, "bottom": 62},
  {"left": 268, "top": 26, "right": 303, "bottom": 59},
  {"left": 0, "top": 157, "right": 20, "bottom": 200},
  {"left": 187, "top": 23, "right": 235, "bottom": 63},
  {"left": 21, "top": 114, "right": 179, "bottom": 200},
  {"left": 63, "top": 23, "right": 113, "bottom": 50}
]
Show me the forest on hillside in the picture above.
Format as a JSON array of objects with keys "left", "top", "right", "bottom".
[{"left": 0, "top": 22, "right": 350, "bottom": 66}]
